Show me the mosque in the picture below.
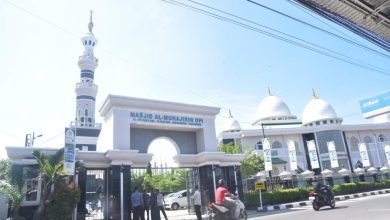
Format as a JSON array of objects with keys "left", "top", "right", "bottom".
[
  {"left": 4, "top": 13, "right": 390, "bottom": 220},
  {"left": 218, "top": 89, "right": 390, "bottom": 183}
]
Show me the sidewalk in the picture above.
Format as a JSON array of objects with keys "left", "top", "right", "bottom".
[
  {"left": 256, "top": 188, "right": 390, "bottom": 212},
  {"left": 167, "top": 188, "right": 390, "bottom": 220}
]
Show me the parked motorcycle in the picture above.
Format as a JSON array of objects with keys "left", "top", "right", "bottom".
[
  {"left": 309, "top": 185, "right": 335, "bottom": 211},
  {"left": 207, "top": 197, "right": 247, "bottom": 220}
]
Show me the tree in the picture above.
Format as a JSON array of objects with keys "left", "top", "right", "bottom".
[
  {"left": 32, "top": 148, "right": 66, "bottom": 219},
  {"left": 217, "top": 142, "right": 241, "bottom": 154},
  {"left": 240, "top": 150, "right": 264, "bottom": 179},
  {"left": 0, "top": 159, "right": 24, "bottom": 220}
]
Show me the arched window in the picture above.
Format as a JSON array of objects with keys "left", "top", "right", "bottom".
[
  {"left": 349, "top": 136, "right": 359, "bottom": 152},
  {"left": 255, "top": 141, "right": 263, "bottom": 150},
  {"left": 272, "top": 141, "right": 283, "bottom": 149},
  {"left": 364, "top": 136, "right": 373, "bottom": 144},
  {"left": 85, "top": 109, "right": 88, "bottom": 116},
  {"left": 378, "top": 134, "right": 386, "bottom": 142}
]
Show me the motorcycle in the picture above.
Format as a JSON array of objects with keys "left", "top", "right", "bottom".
[
  {"left": 207, "top": 197, "right": 247, "bottom": 220},
  {"left": 309, "top": 185, "right": 336, "bottom": 211}
]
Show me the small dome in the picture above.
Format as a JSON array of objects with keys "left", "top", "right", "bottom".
[
  {"left": 253, "top": 92, "right": 296, "bottom": 125},
  {"left": 302, "top": 91, "right": 342, "bottom": 126},
  {"left": 222, "top": 110, "right": 241, "bottom": 132}
]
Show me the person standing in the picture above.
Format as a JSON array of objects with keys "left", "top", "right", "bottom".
[
  {"left": 191, "top": 186, "right": 202, "bottom": 220},
  {"left": 156, "top": 189, "right": 168, "bottom": 220},
  {"left": 150, "top": 188, "right": 161, "bottom": 220},
  {"left": 131, "top": 186, "right": 145, "bottom": 220},
  {"left": 143, "top": 189, "right": 151, "bottom": 220}
]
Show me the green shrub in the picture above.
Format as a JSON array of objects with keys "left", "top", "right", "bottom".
[
  {"left": 333, "top": 183, "right": 357, "bottom": 195},
  {"left": 244, "top": 179, "right": 390, "bottom": 207}
]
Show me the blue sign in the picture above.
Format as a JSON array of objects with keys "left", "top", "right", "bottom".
[
  {"left": 130, "top": 112, "right": 204, "bottom": 126},
  {"left": 64, "top": 128, "right": 76, "bottom": 175},
  {"left": 359, "top": 90, "right": 390, "bottom": 118}
]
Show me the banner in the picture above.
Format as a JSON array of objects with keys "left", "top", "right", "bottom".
[
  {"left": 288, "top": 140, "right": 297, "bottom": 171},
  {"left": 307, "top": 140, "right": 320, "bottom": 169},
  {"left": 385, "top": 145, "right": 390, "bottom": 166},
  {"left": 358, "top": 143, "right": 370, "bottom": 167},
  {"left": 64, "top": 128, "right": 76, "bottom": 175},
  {"left": 327, "top": 141, "right": 339, "bottom": 168},
  {"left": 262, "top": 138, "right": 272, "bottom": 171}
]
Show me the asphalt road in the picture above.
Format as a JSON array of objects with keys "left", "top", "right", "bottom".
[{"left": 249, "top": 193, "right": 390, "bottom": 220}]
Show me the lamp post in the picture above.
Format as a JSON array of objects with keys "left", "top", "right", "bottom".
[{"left": 25, "top": 132, "right": 43, "bottom": 147}]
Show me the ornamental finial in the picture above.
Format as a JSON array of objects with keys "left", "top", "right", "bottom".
[
  {"left": 88, "top": 10, "right": 94, "bottom": 33},
  {"left": 312, "top": 88, "right": 318, "bottom": 99},
  {"left": 268, "top": 87, "right": 272, "bottom": 96},
  {"left": 228, "top": 109, "right": 233, "bottom": 118}
]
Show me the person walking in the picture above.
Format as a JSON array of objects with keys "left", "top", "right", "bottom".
[
  {"left": 191, "top": 186, "right": 202, "bottom": 220},
  {"left": 143, "top": 189, "right": 151, "bottom": 220},
  {"left": 150, "top": 188, "right": 161, "bottom": 220},
  {"left": 131, "top": 186, "right": 145, "bottom": 220},
  {"left": 156, "top": 189, "right": 168, "bottom": 220}
]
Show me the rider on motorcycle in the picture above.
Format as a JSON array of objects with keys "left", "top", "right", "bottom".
[
  {"left": 312, "top": 176, "right": 328, "bottom": 201},
  {"left": 216, "top": 179, "right": 239, "bottom": 219}
]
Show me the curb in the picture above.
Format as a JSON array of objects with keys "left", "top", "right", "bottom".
[{"left": 257, "top": 188, "right": 390, "bottom": 212}]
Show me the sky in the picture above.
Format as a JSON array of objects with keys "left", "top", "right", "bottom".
[{"left": 1, "top": 0, "right": 389, "bottom": 159}]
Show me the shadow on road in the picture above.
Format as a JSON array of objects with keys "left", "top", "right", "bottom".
[{"left": 316, "top": 205, "right": 348, "bottom": 211}]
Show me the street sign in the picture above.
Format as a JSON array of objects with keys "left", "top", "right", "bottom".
[{"left": 255, "top": 181, "right": 265, "bottom": 190}]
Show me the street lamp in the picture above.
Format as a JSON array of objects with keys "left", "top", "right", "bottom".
[{"left": 24, "top": 132, "right": 43, "bottom": 147}]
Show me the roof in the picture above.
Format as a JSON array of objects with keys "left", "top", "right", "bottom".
[
  {"left": 272, "top": 157, "right": 287, "bottom": 164},
  {"left": 294, "top": 0, "right": 390, "bottom": 51}
]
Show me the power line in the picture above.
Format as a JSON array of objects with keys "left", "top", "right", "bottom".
[
  {"left": 162, "top": 0, "right": 390, "bottom": 76},
  {"left": 183, "top": 0, "right": 388, "bottom": 74},
  {"left": 246, "top": 0, "right": 390, "bottom": 59}
]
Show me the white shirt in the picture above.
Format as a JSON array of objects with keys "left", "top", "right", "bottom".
[
  {"left": 192, "top": 190, "right": 201, "bottom": 206},
  {"left": 157, "top": 193, "right": 164, "bottom": 206}
]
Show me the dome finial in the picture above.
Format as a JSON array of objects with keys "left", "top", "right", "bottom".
[
  {"left": 312, "top": 88, "right": 318, "bottom": 99},
  {"left": 228, "top": 109, "right": 233, "bottom": 118},
  {"left": 88, "top": 10, "right": 94, "bottom": 33},
  {"left": 268, "top": 86, "right": 272, "bottom": 96}
]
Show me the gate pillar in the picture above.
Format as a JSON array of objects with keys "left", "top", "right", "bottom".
[{"left": 108, "top": 165, "right": 131, "bottom": 220}]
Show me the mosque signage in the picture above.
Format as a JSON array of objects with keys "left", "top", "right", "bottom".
[
  {"left": 385, "top": 145, "right": 390, "bottom": 166},
  {"left": 359, "top": 90, "right": 390, "bottom": 118},
  {"left": 307, "top": 140, "right": 320, "bottom": 169},
  {"left": 288, "top": 140, "right": 297, "bottom": 171},
  {"left": 64, "top": 128, "right": 76, "bottom": 175},
  {"left": 327, "top": 141, "right": 339, "bottom": 168},
  {"left": 129, "top": 112, "right": 204, "bottom": 126},
  {"left": 358, "top": 143, "right": 371, "bottom": 167},
  {"left": 262, "top": 138, "right": 272, "bottom": 171}
]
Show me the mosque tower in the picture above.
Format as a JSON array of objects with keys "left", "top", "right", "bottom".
[{"left": 70, "top": 11, "right": 101, "bottom": 151}]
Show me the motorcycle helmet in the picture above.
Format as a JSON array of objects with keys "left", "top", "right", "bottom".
[{"left": 218, "top": 179, "right": 225, "bottom": 187}]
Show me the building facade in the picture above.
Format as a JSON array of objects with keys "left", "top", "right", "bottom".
[{"left": 218, "top": 90, "right": 390, "bottom": 181}]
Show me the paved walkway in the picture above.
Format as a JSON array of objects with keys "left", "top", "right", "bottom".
[{"left": 166, "top": 188, "right": 390, "bottom": 220}]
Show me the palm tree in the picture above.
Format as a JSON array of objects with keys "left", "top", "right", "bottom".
[
  {"left": 0, "top": 159, "right": 24, "bottom": 219},
  {"left": 32, "top": 148, "right": 66, "bottom": 219}
]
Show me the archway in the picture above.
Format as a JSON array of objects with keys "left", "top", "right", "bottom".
[{"left": 147, "top": 137, "right": 179, "bottom": 172}]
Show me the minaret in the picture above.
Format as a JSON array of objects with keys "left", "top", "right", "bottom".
[{"left": 70, "top": 11, "right": 101, "bottom": 151}]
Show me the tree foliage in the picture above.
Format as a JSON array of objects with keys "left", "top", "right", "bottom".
[
  {"left": 131, "top": 169, "right": 186, "bottom": 193},
  {"left": 32, "top": 148, "right": 70, "bottom": 220},
  {"left": 0, "top": 159, "right": 24, "bottom": 220},
  {"left": 217, "top": 142, "right": 241, "bottom": 154},
  {"left": 240, "top": 150, "right": 264, "bottom": 179}
]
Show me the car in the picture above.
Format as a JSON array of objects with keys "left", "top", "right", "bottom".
[{"left": 164, "top": 190, "right": 189, "bottom": 210}]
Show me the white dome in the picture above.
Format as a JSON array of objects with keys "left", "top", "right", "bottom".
[
  {"left": 222, "top": 110, "right": 241, "bottom": 132},
  {"left": 223, "top": 117, "right": 241, "bottom": 132},
  {"left": 302, "top": 97, "right": 342, "bottom": 126},
  {"left": 253, "top": 95, "right": 296, "bottom": 125}
]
